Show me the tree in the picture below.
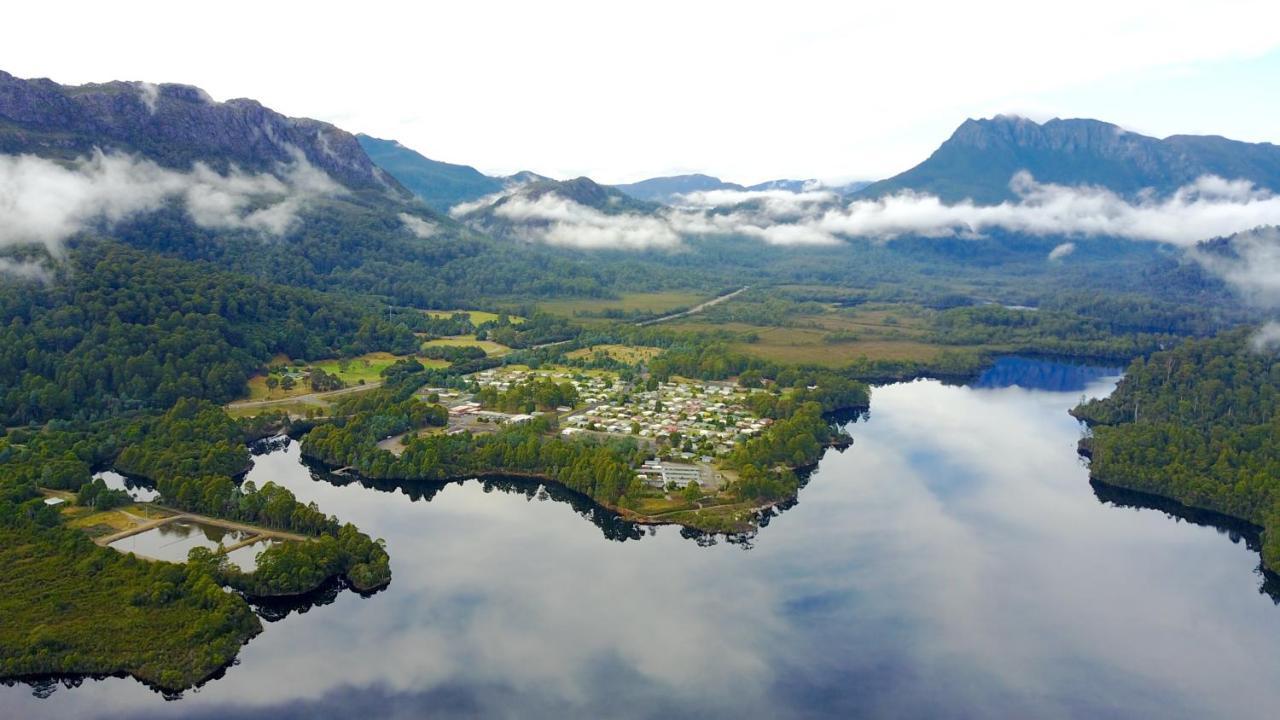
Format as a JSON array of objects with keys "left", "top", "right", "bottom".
[{"left": 683, "top": 481, "right": 702, "bottom": 503}]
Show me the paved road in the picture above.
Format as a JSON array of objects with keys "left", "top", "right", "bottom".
[{"left": 635, "top": 286, "right": 749, "bottom": 327}]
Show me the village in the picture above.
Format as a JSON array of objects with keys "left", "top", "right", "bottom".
[{"left": 419, "top": 365, "right": 774, "bottom": 492}]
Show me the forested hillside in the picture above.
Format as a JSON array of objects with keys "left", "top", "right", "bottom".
[{"left": 1074, "top": 329, "right": 1280, "bottom": 571}]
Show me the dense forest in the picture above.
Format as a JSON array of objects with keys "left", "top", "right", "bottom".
[
  {"left": 0, "top": 470, "right": 261, "bottom": 691},
  {"left": 1074, "top": 329, "right": 1280, "bottom": 571},
  {"left": 0, "top": 242, "right": 414, "bottom": 425}
]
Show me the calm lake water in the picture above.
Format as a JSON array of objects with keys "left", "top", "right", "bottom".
[{"left": 6, "top": 357, "right": 1280, "bottom": 719}]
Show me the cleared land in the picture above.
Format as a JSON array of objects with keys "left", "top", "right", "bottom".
[
  {"left": 664, "top": 302, "right": 992, "bottom": 365},
  {"left": 566, "top": 344, "right": 663, "bottom": 363},
  {"left": 421, "top": 335, "right": 511, "bottom": 356},
  {"left": 242, "top": 352, "right": 428, "bottom": 402},
  {"left": 423, "top": 309, "right": 524, "bottom": 325}
]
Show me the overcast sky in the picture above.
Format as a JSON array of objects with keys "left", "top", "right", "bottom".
[{"left": 5, "top": 0, "right": 1280, "bottom": 185}]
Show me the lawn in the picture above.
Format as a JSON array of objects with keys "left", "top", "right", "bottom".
[
  {"left": 421, "top": 335, "right": 511, "bottom": 356},
  {"left": 240, "top": 352, "right": 428, "bottom": 402},
  {"left": 566, "top": 344, "right": 663, "bottom": 363},
  {"left": 423, "top": 309, "right": 524, "bottom": 325}
]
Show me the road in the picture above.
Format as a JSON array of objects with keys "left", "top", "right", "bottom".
[
  {"left": 226, "top": 381, "right": 383, "bottom": 410},
  {"left": 95, "top": 508, "right": 310, "bottom": 547},
  {"left": 635, "top": 286, "right": 749, "bottom": 326}
]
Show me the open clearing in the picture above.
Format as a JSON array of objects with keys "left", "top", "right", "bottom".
[
  {"left": 240, "top": 352, "right": 438, "bottom": 403},
  {"left": 421, "top": 335, "right": 511, "bottom": 356},
  {"left": 664, "top": 309, "right": 979, "bottom": 365},
  {"left": 566, "top": 344, "right": 663, "bottom": 363},
  {"left": 423, "top": 309, "right": 524, "bottom": 325}
]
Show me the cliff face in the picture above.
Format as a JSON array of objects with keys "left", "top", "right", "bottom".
[
  {"left": 858, "top": 115, "right": 1280, "bottom": 203},
  {"left": 0, "top": 70, "right": 402, "bottom": 192}
]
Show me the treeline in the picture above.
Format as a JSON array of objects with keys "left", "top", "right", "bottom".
[
  {"left": 0, "top": 243, "right": 416, "bottom": 424},
  {"left": 304, "top": 414, "right": 646, "bottom": 506},
  {"left": 1074, "top": 328, "right": 1280, "bottom": 571},
  {"left": 474, "top": 378, "right": 580, "bottom": 412},
  {"left": 479, "top": 312, "right": 579, "bottom": 348},
  {"left": 0, "top": 451, "right": 261, "bottom": 691},
  {"left": 930, "top": 305, "right": 1177, "bottom": 360},
  {"left": 114, "top": 398, "right": 252, "bottom": 481},
  {"left": 0, "top": 398, "right": 393, "bottom": 597},
  {"left": 422, "top": 344, "right": 487, "bottom": 363},
  {"left": 727, "top": 403, "right": 835, "bottom": 502},
  {"left": 111, "top": 199, "right": 617, "bottom": 308}
]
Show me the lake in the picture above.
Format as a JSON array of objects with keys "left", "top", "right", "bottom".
[{"left": 6, "top": 357, "right": 1280, "bottom": 719}]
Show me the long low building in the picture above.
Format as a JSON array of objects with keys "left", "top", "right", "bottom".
[{"left": 636, "top": 460, "right": 704, "bottom": 488}]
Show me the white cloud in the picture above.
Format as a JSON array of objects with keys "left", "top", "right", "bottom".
[
  {"left": 1251, "top": 321, "right": 1280, "bottom": 352},
  {"left": 0, "top": 257, "right": 51, "bottom": 283},
  {"left": 449, "top": 190, "right": 511, "bottom": 218},
  {"left": 1188, "top": 227, "right": 1280, "bottom": 307},
  {"left": 399, "top": 212, "right": 438, "bottom": 239},
  {"left": 491, "top": 194, "right": 680, "bottom": 250},
  {"left": 1048, "top": 242, "right": 1076, "bottom": 260},
  {"left": 451, "top": 173, "right": 1280, "bottom": 251},
  {"left": 134, "top": 81, "right": 159, "bottom": 113},
  {"left": 673, "top": 188, "right": 838, "bottom": 213},
  {"left": 811, "top": 173, "right": 1280, "bottom": 245},
  {"left": 0, "top": 149, "right": 340, "bottom": 255}
]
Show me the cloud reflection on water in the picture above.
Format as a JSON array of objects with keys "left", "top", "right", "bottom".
[{"left": 7, "top": 371, "right": 1280, "bottom": 719}]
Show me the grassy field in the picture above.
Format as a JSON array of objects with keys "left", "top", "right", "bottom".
[
  {"left": 566, "top": 344, "right": 663, "bottom": 363},
  {"left": 226, "top": 400, "right": 329, "bottom": 419},
  {"left": 538, "top": 291, "right": 709, "bottom": 318},
  {"left": 64, "top": 504, "right": 171, "bottom": 538},
  {"left": 241, "top": 352, "right": 426, "bottom": 402},
  {"left": 664, "top": 301, "right": 980, "bottom": 365},
  {"left": 423, "top": 309, "right": 524, "bottom": 325},
  {"left": 421, "top": 335, "right": 511, "bottom": 356}
]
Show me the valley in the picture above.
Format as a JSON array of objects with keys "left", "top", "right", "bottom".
[{"left": 1, "top": 47, "right": 1280, "bottom": 720}]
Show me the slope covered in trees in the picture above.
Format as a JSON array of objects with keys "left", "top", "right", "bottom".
[{"left": 1074, "top": 329, "right": 1280, "bottom": 571}]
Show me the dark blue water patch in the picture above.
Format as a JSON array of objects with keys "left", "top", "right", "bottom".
[{"left": 971, "top": 356, "right": 1123, "bottom": 391}]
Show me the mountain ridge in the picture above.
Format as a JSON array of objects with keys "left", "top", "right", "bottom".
[
  {"left": 0, "top": 70, "right": 401, "bottom": 193},
  {"left": 857, "top": 115, "right": 1280, "bottom": 203}
]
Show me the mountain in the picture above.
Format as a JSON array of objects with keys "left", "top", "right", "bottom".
[
  {"left": 858, "top": 115, "right": 1280, "bottom": 204},
  {"left": 357, "top": 134, "right": 504, "bottom": 212},
  {"left": 503, "top": 170, "right": 556, "bottom": 187},
  {"left": 614, "top": 174, "right": 744, "bottom": 203},
  {"left": 0, "top": 71, "right": 401, "bottom": 192},
  {"left": 617, "top": 175, "right": 874, "bottom": 204},
  {"left": 746, "top": 179, "right": 872, "bottom": 196},
  {"left": 746, "top": 179, "right": 815, "bottom": 193},
  {"left": 454, "top": 175, "right": 661, "bottom": 242}
]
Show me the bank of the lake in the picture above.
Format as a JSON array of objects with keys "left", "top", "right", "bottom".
[{"left": 8, "top": 357, "right": 1280, "bottom": 720}]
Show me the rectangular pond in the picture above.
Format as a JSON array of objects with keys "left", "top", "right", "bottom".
[
  {"left": 108, "top": 520, "right": 253, "bottom": 563},
  {"left": 222, "top": 539, "right": 280, "bottom": 572}
]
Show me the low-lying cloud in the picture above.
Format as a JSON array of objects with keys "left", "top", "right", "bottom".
[
  {"left": 1188, "top": 227, "right": 1280, "bottom": 308},
  {"left": 0, "top": 257, "right": 51, "bottom": 283},
  {"left": 399, "top": 212, "right": 438, "bottom": 239},
  {"left": 1048, "top": 242, "right": 1076, "bottom": 261},
  {"left": 453, "top": 172, "right": 1280, "bottom": 251},
  {"left": 488, "top": 194, "right": 680, "bottom": 249},
  {"left": 0, "top": 149, "right": 341, "bottom": 257}
]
